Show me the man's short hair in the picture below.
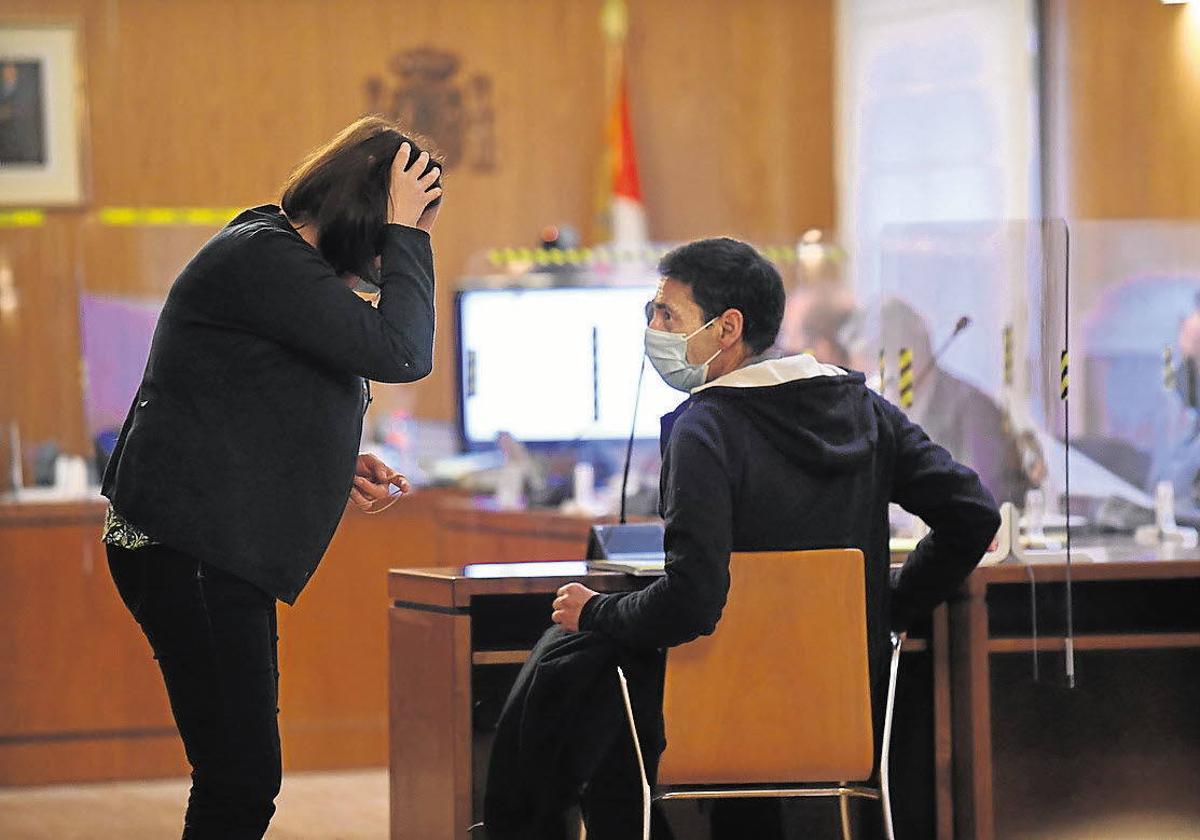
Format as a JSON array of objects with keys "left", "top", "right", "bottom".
[{"left": 658, "top": 237, "right": 785, "bottom": 355}]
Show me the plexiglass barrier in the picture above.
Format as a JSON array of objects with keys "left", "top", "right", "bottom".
[
  {"left": 870, "top": 220, "right": 1068, "bottom": 512},
  {"left": 867, "top": 219, "right": 1200, "bottom": 556},
  {"left": 1068, "top": 220, "right": 1200, "bottom": 540}
]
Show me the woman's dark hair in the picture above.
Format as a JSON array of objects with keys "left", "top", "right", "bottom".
[
  {"left": 658, "top": 237, "right": 786, "bottom": 354},
  {"left": 280, "top": 115, "right": 443, "bottom": 283}
]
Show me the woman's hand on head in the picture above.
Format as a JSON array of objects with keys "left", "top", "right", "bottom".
[
  {"left": 414, "top": 191, "right": 441, "bottom": 233},
  {"left": 388, "top": 143, "right": 442, "bottom": 230}
]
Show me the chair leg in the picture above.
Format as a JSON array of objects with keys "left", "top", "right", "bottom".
[
  {"left": 615, "top": 666, "right": 651, "bottom": 840},
  {"left": 838, "top": 790, "right": 853, "bottom": 840},
  {"left": 879, "top": 632, "right": 904, "bottom": 840}
]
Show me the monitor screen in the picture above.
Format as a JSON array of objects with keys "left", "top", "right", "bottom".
[{"left": 457, "top": 286, "right": 687, "bottom": 448}]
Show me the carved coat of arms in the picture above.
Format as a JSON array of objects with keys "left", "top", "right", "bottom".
[{"left": 365, "top": 47, "right": 495, "bottom": 173}]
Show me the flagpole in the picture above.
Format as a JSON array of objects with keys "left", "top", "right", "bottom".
[{"left": 595, "top": 0, "right": 629, "bottom": 245}]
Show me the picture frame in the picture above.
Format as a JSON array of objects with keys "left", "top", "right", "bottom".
[{"left": 0, "top": 22, "right": 86, "bottom": 206}]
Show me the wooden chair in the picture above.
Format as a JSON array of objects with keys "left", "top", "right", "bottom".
[{"left": 615, "top": 549, "right": 902, "bottom": 840}]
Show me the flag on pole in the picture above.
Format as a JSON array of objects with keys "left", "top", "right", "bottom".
[{"left": 600, "top": 0, "right": 648, "bottom": 248}]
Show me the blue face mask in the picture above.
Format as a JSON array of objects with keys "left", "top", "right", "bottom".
[{"left": 644, "top": 317, "right": 722, "bottom": 392}]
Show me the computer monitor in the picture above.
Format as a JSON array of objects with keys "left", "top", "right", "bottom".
[{"left": 456, "top": 286, "right": 687, "bottom": 449}]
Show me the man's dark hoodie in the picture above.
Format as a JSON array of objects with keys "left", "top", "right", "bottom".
[
  {"left": 485, "top": 355, "right": 1000, "bottom": 839},
  {"left": 580, "top": 353, "right": 1001, "bottom": 712}
]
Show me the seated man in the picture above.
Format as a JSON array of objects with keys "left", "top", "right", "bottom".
[{"left": 484, "top": 238, "right": 1000, "bottom": 840}]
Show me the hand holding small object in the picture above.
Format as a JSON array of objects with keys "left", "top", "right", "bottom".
[{"left": 350, "top": 453, "right": 410, "bottom": 514}]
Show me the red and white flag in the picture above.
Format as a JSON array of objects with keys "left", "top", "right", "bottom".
[
  {"left": 607, "top": 70, "right": 647, "bottom": 246},
  {"left": 600, "top": 0, "right": 648, "bottom": 248}
]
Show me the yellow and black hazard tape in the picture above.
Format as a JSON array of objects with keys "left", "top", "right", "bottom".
[
  {"left": 486, "top": 243, "right": 804, "bottom": 269},
  {"left": 898, "top": 347, "right": 914, "bottom": 408},
  {"left": 0, "top": 209, "right": 46, "bottom": 227},
  {"left": 98, "top": 207, "right": 243, "bottom": 226},
  {"left": 1164, "top": 346, "right": 1176, "bottom": 391},
  {"left": 1059, "top": 350, "right": 1069, "bottom": 400},
  {"left": 0, "top": 207, "right": 246, "bottom": 228},
  {"left": 1003, "top": 324, "right": 1014, "bottom": 387},
  {"left": 488, "top": 246, "right": 613, "bottom": 267},
  {"left": 761, "top": 245, "right": 799, "bottom": 264}
]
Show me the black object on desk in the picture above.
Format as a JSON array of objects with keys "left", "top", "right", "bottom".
[{"left": 586, "top": 522, "right": 666, "bottom": 574}]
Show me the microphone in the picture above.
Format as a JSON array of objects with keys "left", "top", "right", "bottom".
[
  {"left": 587, "top": 352, "right": 664, "bottom": 568},
  {"left": 618, "top": 354, "right": 647, "bottom": 524},
  {"left": 912, "top": 315, "right": 971, "bottom": 391},
  {"left": 587, "top": 344, "right": 665, "bottom": 568}
]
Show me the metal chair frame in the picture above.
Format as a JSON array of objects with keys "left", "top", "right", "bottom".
[{"left": 616, "top": 631, "right": 904, "bottom": 840}]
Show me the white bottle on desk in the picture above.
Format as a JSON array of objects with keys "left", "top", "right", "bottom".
[
  {"left": 573, "top": 462, "right": 596, "bottom": 514},
  {"left": 1135, "top": 481, "right": 1199, "bottom": 548}
]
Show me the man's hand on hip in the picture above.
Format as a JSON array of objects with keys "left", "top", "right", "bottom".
[{"left": 552, "top": 583, "right": 598, "bottom": 632}]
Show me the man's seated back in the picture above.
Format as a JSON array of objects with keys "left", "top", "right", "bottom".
[{"left": 492, "top": 237, "right": 1001, "bottom": 840}]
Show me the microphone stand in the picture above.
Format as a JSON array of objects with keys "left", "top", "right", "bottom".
[
  {"left": 911, "top": 315, "right": 972, "bottom": 393},
  {"left": 619, "top": 356, "right": 647, "bottom": 524}
]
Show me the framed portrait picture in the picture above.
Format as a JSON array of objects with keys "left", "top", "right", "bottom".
[{"left": 0, "top": 23, "right": 86, "bottom": 206}]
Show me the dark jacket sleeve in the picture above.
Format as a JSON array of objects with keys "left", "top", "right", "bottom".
[
  {"left": 579, "top": 413, "right": 733, "bottom": 648},
  {"left": 885, "top": 399, "right": 1002, "bottom": 630},
  {"left": 228, "top": 223, "right": 435, "bottom": 383}
]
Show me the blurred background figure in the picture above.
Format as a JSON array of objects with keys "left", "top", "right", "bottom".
[
  {"left": 1146, "top": 292, "right": 1200, "bottom": 522},
  {"left": 873, "top": 298, "right": 1033, "bottom": 506}
]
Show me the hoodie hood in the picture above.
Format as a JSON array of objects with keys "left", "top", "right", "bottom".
[{"left": 679, "top": 354, "right": 880, "bottom": 474}]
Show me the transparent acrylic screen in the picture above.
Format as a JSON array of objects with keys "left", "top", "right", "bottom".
[{"left": 871, "top": 220, "right": 1071, "bottom": 516}]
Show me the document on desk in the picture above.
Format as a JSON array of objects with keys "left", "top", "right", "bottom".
[
  {"left": 586, "top": 556, "right": 666, "bottom": 576},
  {"left": 592, "top": 539, "right": 924, "bottom": 574}
]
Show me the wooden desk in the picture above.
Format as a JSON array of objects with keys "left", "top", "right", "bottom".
[
  {"left": 387, "top": 561, "right": 948, "bottom": 840},
  {"left": 386, "top": 562, "right": 645, "bottom": 839},
  {"left": 0, "top": 489, "right": 457, "bottom": 785},
  {"left": 0, "top": 493, "right": 622, "bottom": 785},
  {"left": 950, "top": 549, "right": 1200, "bottom": 839},
  {"left": 0, "top": 500, "right": 187, "bottom": 784}
]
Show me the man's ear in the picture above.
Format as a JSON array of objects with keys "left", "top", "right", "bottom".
[{"left": 719, "top": 308, "right": 745, "bottom": 347}]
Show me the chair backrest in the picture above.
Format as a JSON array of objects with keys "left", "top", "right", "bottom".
[{"left": 658, "top": 549, "right": 874, "bottom": 785}]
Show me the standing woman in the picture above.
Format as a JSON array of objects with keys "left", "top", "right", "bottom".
[{"left": 101, "top": 116, "right": 442, "bottom": 839}]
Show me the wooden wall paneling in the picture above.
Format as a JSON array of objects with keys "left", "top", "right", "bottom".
[
  {"left": 79, "top": 223, "right": 218, "bottom": 299},
  {"left": 0, "top": 736, "right": 186, "bottom": 787},
  {"left": 1048, "top": 0, "right": 1200, "bottom": 219},
  {"left": 275, "top": 491, "right": 445, "bottom": 770},
  {"left": 471, "top": 528, "right": 587, "bottom": 563},
  {"left": 0, "top": 523, "right": 168, "bottom": 732},
  {"left": 0, "top": 492, "right": 450, "bottom": 785},
  {"left": 498, "top": 532, "right": 588, "bottom": 563},
  {"left": 436, "top": 505, "right": 489, "bottom": 567},
  {"left": 0, "top": 219, "right": 89, "bottom": 480},
  {"left": 78, "top": 0, "right": 611, "bottom": 425},
  {"left": 437, "top": 523, "right": 498, "bottom": 570},
  {"left": 2, "top": 0, "right": 838, "bottom": 782},
  {"left": 630, "top": 0, "right": 836, "bottom": 243},
  {"left": 0, "top": 506, "right": 186, "bottom": 784},
  {"left": 435, "top": 503, "right": 596, "bottom": 567},
  {"left": 6, "top": 0, "right": 835, "bottom": 454}
]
